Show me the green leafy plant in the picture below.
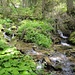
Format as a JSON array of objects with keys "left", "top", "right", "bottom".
[
  {"left": 0, "top": 18, "right": 12, "bottom": 28},
  {"left": 0, "top": 47, "right": 37, "bottom": 75},
  {"left": 0, "top": 40, "right": 8, "bottom": 50},
  {"left": 18, "top": 20, "right": 53, "bottom": 48}
]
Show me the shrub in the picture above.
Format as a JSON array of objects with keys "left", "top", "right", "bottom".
[
  {"left": 18, "top": 20, "right": 53, "bottom": 48},
  {"left": 0, "top": 40, "right": 8, "bottom": 50},
  {"left": 0, "top": 18, "right": 12, "bottom": 28}
]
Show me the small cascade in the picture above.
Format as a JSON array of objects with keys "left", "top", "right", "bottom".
[
  {"left": 57, "top": 30, "right": 71, "bottom": 47},
  {"left": 61, "top": 42, "right": 70, "bottom": 46},
  {"left": 3, "top": 32, "right": 11, "bottom": 41},
  {"left": 3, "top": 32, "right": 15, "bottom": 41},
  {"left": 3, "top": 27, "right": 16, "bottom": 41},
  {"left": 36, "top": 60, "right": 43, "bottom": 70},
  {"left": 57, "top": 30, "right": 68, "bottom": 39},
  {"left": 12, "top": 33, "right": 15, "bottom": 39}
]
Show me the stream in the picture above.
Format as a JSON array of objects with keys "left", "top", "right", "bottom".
[{"left": 2, "top": 29, "right": 75, "bottom": 75}]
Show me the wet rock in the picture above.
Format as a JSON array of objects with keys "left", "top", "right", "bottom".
[
  {"left": 70, "top": 50, "right": 75, "bottom": 57},
  {"left": 51, "top": 36, "right": 61, "bottom": 44},
  {"left": 44, "top": 56, "right": 52, "bottom": 65},
  {"left": 32, "top": 45, "right": 37, "bottom": 51},
  {"left": 43, "top": 56, "right": 63, "bottom": 71}
]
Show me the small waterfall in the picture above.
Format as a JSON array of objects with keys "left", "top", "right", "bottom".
[
  {"left": 3, "top": 32, "right": 15, "bottom": 41},
  {"left": 3, "top": 27, "right": 16, "bottom": 41},
  {"left": 57, "top": 30, "right": 68, "bottom": 39},
  {"left": 3, "top": 32, "right": 11, "bottom": 41},
  {"left": 12, "top": 34, "right": 15, "bottom": 39},
  {"left": 57, "top": 30, "right": 71, "bottom": 46}
]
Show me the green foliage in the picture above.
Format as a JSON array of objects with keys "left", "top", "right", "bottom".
[
  {"left": 18, "top": 20, "right": 53, "bottom": 48},
  {"left": 0, "top": 47, "right": 37, "bottom": 75},
  {"left": 0, "top": 18, "right": 12, "bottom": 28},
  {"left": 17, "top": 7, "right": 33, "bottom": 16},
  {"left": 0, "top": 40, "right": 8, "bottom": 50},
  {"left": 69, "top": 31, "right": 75, "bottom": 44},
  {"left": 54, "top": 3, "right": 67, "bottom": 14},
  {"left": 10, "top": 6, "right": 34, "bottom": 21}
]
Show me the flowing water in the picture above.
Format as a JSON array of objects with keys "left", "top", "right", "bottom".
[
  {"left": 3, "top": 32, "right": 11, "bottom": 41},
  {"left": 3, "top": 32, "right": 15, "bottom": 41},
  {"left": 57, "top": 30, "right": 68, "bottom": 39},
  {"left": 2, "top": 28, "right": 75, "bottom": 75},
  {"left": 52, "top": 30, "right": 73, "bottom": 75},
  {"left": 58, "top": 30, "right": 71, "bottom": 47},
  {"left": 49, "top": 52, "right": 73, "bottom": 75}
]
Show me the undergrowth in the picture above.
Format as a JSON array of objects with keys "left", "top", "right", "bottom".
[
  {"left": 0, "top": 46, "right": 37, "bottom": 75},
  {"left": 0, "top": 18, "right": 12, "bottom": 28},
  {"left": 18, "top": 20, "right": 53, "bottom": 48}
]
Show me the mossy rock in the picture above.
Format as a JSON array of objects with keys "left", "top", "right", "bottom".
[
  {"left": 11, "top": 26, "right": 17, "bottom": 30},
  {"left": 69, "top": 31, "right": 75, "bottom": 44}
]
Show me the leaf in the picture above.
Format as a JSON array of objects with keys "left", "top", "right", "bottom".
[
  {"left": 0, "top": 69, "right": 6, "bottom": 75},
  {"left": 3, "top": 62, "right": 11, "bottom": 67},
  {"left": 22, "top": 71, "right": 30, "bottom": 75},
  {"left": 11, "top": 69, "right": 19, "bottom": 75}
]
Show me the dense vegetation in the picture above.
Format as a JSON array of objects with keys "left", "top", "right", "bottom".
[
  {"left": 0, "top": 40, "right": 36, "bottom": 75},
  {"left": 18, "top": 20, "right": 53, "bottom": 47},
  {"left": 0, "top": 0, "right": 75, "bottom": 75}
]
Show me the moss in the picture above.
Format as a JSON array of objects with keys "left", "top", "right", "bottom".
[{"left": 69, "top": 31, "right": 75, "bottom": 44}]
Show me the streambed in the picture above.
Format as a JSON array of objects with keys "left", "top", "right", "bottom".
[{"left": 1, "top": 28, "right": 75, "bottom": 75}]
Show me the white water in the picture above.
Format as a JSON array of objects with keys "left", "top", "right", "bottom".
[
  {"left": 36, "top": 61, "right": 42, "bottom": 70},
  {"left": 12, "top": 34, "right": 15, "bottom": 39},
  {"left": 3, "top": 32, "right": 11, "bottom": 41},
  {"left": 27, "top": 49, "right": 43, "bottom": 55},
  {"left": 58, "top": 30, "right": 68, "bottom": 39},
  {"left": 61, "top": 42, "right": 71, "bottom": 46},
  {"left": 3, "top": 32, "right": 15, "bottom": 41},
  {"left": 58, "top": 30, "right": 71, "bottom": 47}
]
